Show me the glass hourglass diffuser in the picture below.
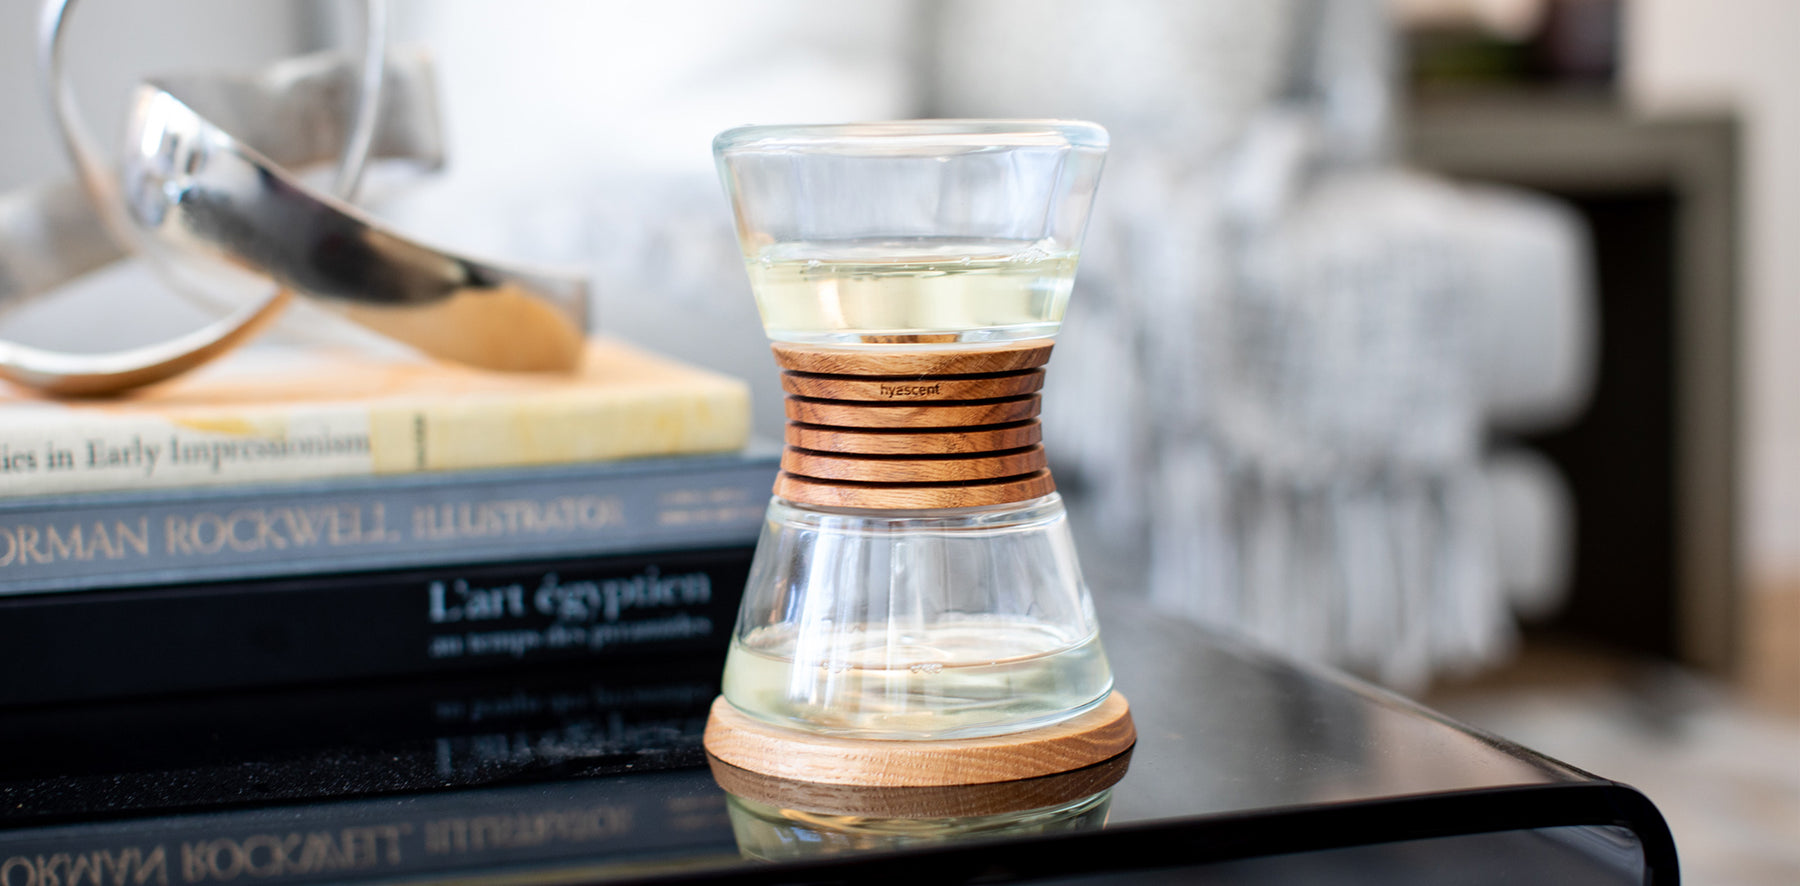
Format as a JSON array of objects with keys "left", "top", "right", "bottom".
[{"left": 706, "top": 121, "right": 1132, "bottom": 784}]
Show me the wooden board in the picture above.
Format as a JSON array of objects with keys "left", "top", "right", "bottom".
[
  {"left": 703, "top": 691, "right": 1135, "bottom": 787},
  {"left": 774, "top": 470, "right": 1056, "bottom": 510},
  {"left": 772, "top": 341, "right": 1053, "bottom": 376},
  {"left": 781, "top": 369, "right": 1044, "bottom": 402},
  {"left": 785, "top": 422, "right": 1041, "bottom": 456},
  {"left": 785, "top": 395, "right": 1040, "bottom": 429},
  {"left": 782, "top": 445, "right": 1046, "bottom": 484}
]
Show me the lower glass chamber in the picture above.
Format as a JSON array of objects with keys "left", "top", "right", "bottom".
[{"left": 721, "top": 493, "right": 1113, "bottom": 740}]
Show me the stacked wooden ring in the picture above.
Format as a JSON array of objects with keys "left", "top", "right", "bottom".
[{"left": 771, "top": 340, "right": 1057, "bottom": 510}]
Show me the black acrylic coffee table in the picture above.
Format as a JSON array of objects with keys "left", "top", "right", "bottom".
[{"left": 0, "top": 592, "right": 1676, "bottom": 884}]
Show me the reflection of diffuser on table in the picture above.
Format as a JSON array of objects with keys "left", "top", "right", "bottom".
[
  {"left": 712, "top": 751, "right": 1130, "bottom": 862},
  {"left": 704, "top": 121, "right": 1133, "bottom": 786}
]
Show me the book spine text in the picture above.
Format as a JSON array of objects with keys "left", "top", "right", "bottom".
[
  {"left": 0, "top": 547, "right": 753, "bottom": 706},
  {"left": 0, "top": 457, "right": 774, "bottom": 596}
]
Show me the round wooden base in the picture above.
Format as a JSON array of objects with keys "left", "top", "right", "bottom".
[
  {"left": 708, "top": 747, "right": 1132, "bottom": 819},
  {"left": 701, "top": 691, "right": 1135, "bottom": 787}
]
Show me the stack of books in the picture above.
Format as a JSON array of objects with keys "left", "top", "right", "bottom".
[{"left": 0, "top": 338, "right": 777, "bottom": 706}]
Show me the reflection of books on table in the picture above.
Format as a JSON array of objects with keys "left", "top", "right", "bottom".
[
  {"left": 0, "top": 769, "right": 741, "bottom": 885},
  {"left": 0, "top": 337, "right": 752, "bottom": 496},
  {"left": 0, "top": 662, "right": 740, "bottom": 878}
]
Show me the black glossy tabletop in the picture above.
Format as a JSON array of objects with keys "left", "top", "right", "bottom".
[{"left": 0, "top": 588, "right": 1676, "bottom": 884}]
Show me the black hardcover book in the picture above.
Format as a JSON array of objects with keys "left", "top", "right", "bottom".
[{"left": 0, "top": 547, "right": 753, "bottom": 706}]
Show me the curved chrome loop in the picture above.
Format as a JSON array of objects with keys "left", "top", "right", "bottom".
[
  {"left": 0, "top": 50, "right": 445, "bottom": 323},
  {"left": 0, "top": 0, "right": 387, "bottom": 395},
  {"left": 9, "top": 0, "right": 592, "bottom": 395},
  {"left": 120, "top": 85, "right": 589, "bottom": 373}
]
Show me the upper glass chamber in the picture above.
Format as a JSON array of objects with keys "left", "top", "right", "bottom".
[{"left": 714, "top": 120, "right": 1108, "bottom": 346}]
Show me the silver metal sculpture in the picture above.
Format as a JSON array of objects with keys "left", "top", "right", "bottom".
[{"left": 2, "top": 0, "right": 589, "bottom": 396}]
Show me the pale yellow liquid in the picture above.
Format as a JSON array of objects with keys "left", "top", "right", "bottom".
[
  {"left": 721, "top": 619, "right": 1111, "bottom": 739},
  {"left": 744, "top": 240, "right": 1078, "bottom": 345}
]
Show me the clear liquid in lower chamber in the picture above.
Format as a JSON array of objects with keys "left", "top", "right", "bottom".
[
  {"left": 721, "top": 618, "right": 1112, "bottom": 739},
  {"left": 744, "top": 239, "right": 1078, "bottom": 345}
]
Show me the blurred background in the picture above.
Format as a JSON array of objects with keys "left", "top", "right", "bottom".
[{"left": 0, "top": 1, "right": 1794, "bottom": 880}]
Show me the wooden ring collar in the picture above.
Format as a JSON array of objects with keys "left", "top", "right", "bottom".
[{"left": 769, "top": 342, "right": 1058, "bottom": 510}]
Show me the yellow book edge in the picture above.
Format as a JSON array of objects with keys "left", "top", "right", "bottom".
[{"left": 0, "top": 337, "right": 752, "bottom": 497}]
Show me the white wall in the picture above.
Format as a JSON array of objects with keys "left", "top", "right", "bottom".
[
  {"left": 0, "top": 0, "right": 316, "bottom": 193},
  {"left": 359, "top": 0, "right": 923, "bottom": 438},
  {"left": 1624, "top": 0, "right": 1800, "bottom": 588}
]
